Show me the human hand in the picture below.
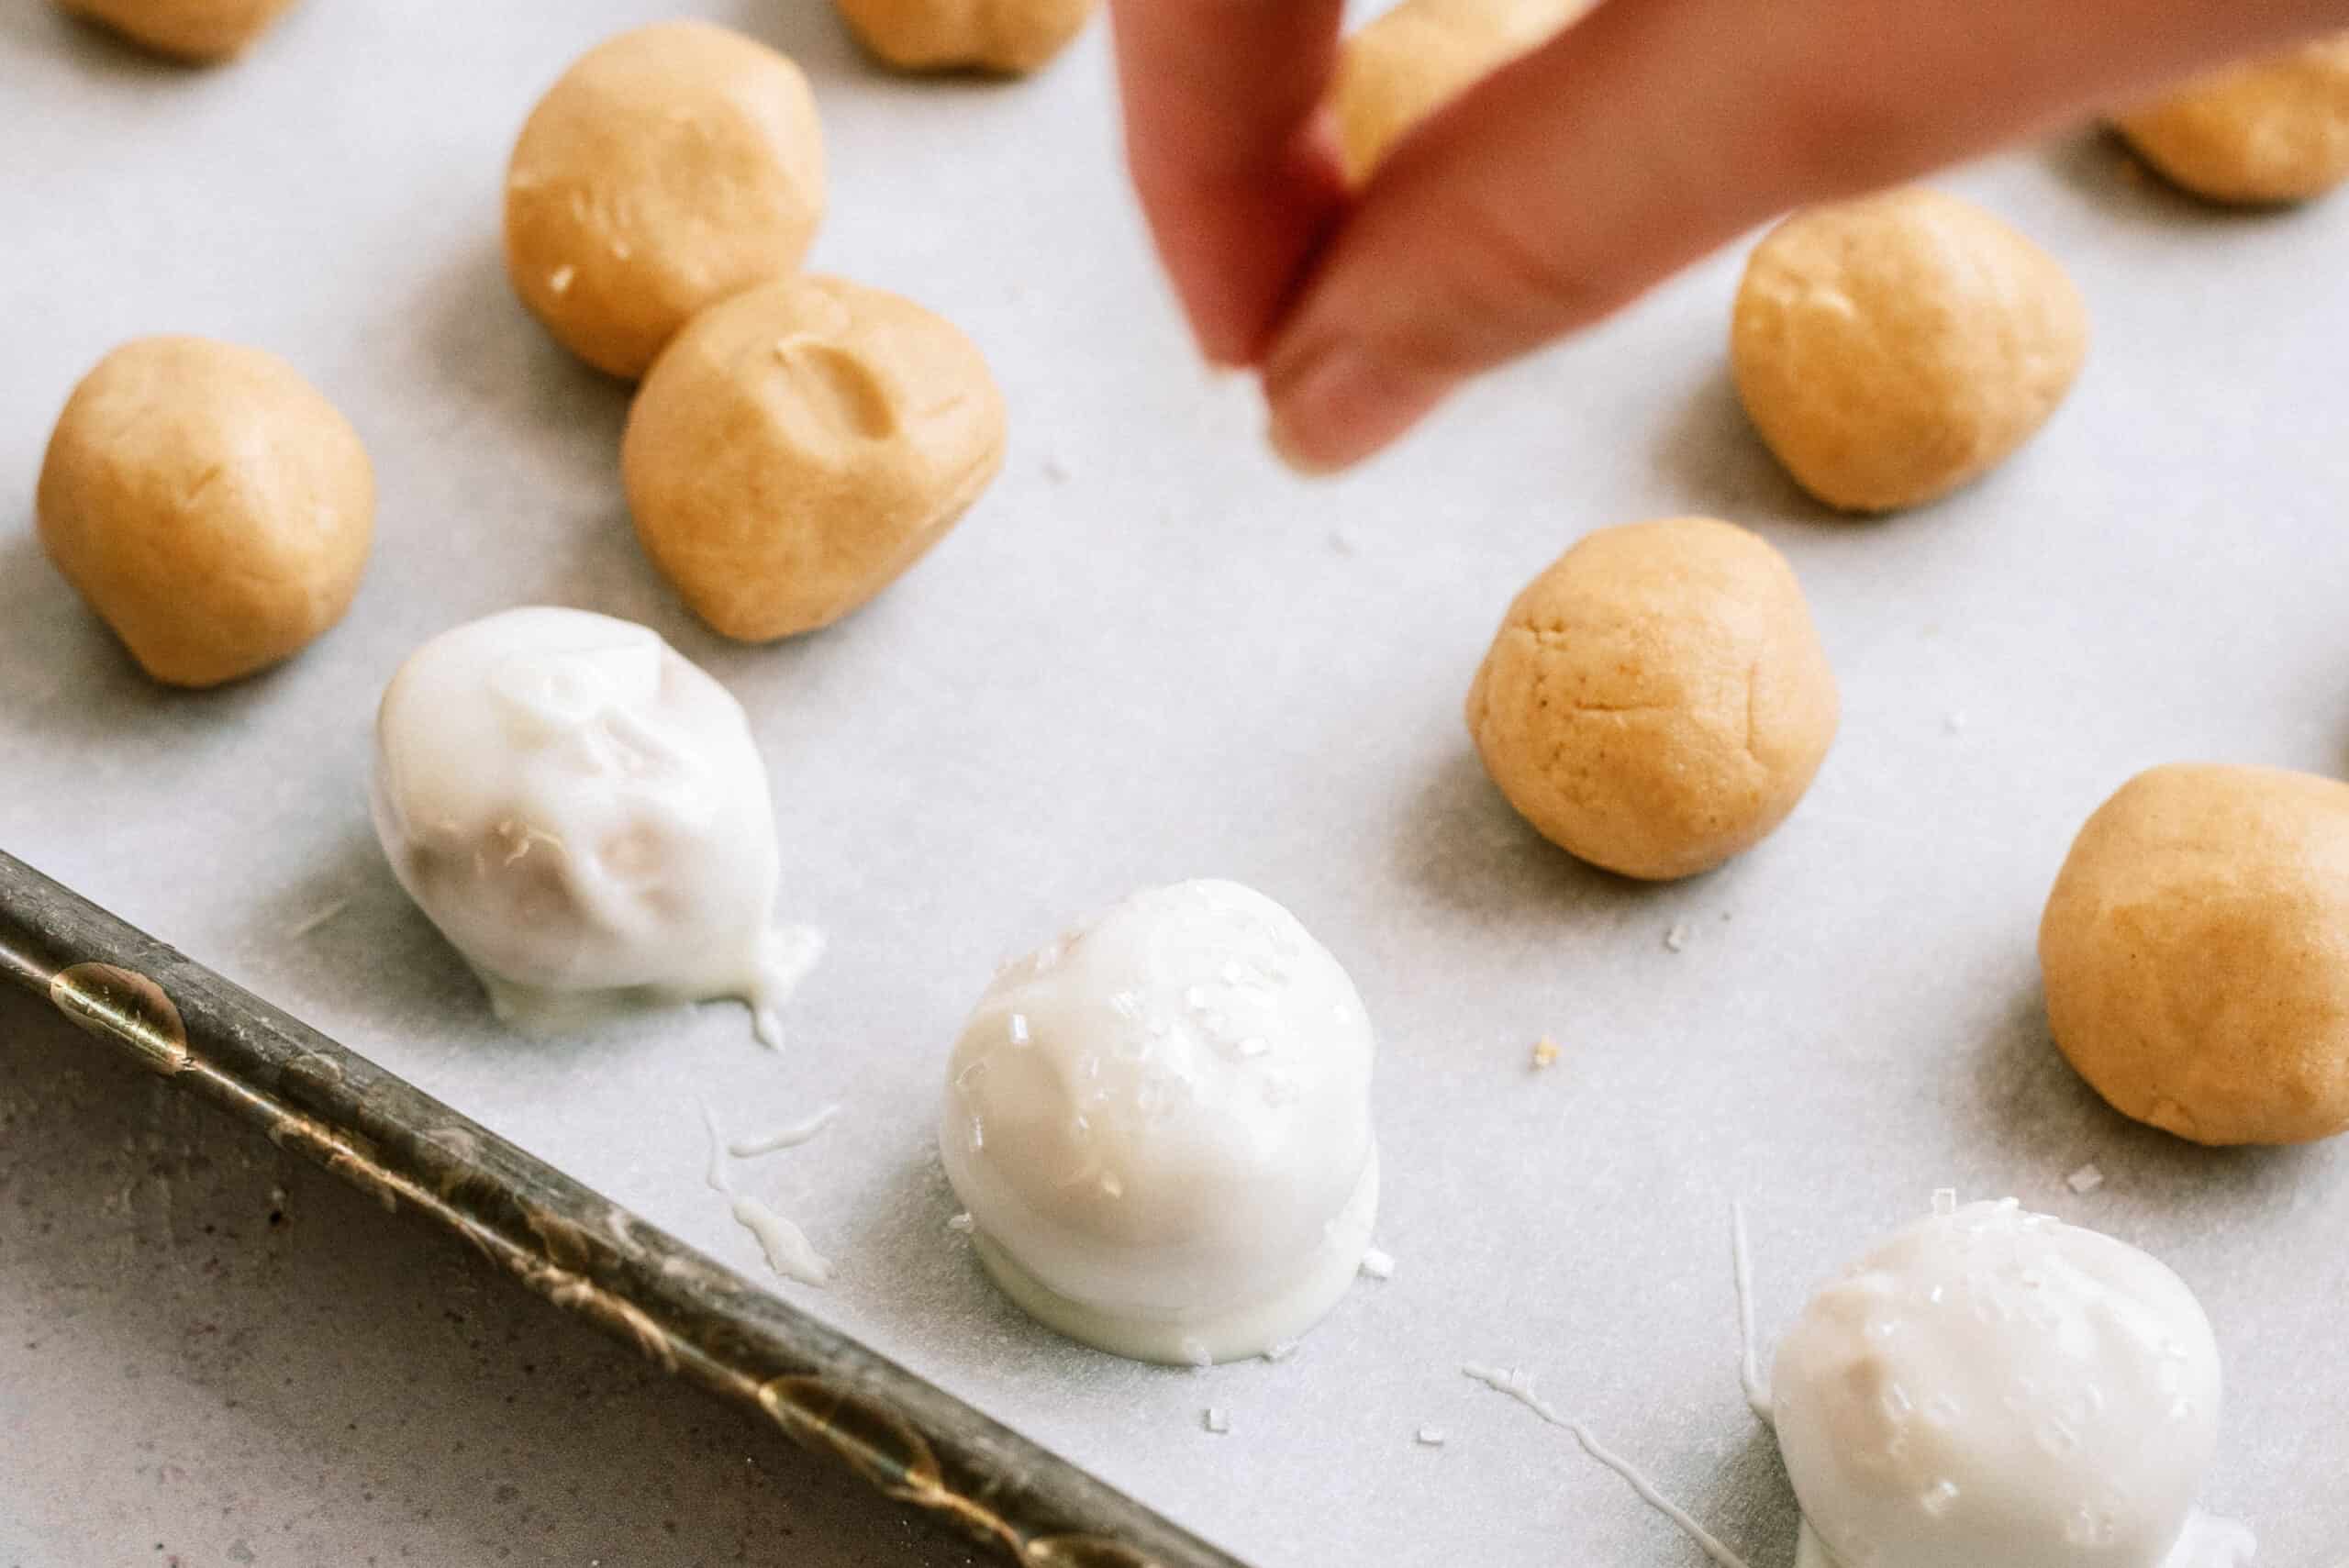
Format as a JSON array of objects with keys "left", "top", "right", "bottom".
[{"left": 1110, "top": 0, "right": 2349, "bottom": 473}]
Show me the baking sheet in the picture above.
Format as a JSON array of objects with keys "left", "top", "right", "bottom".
[{"left": 6, "top": 3, "right": 2349, "bottom": 1563}]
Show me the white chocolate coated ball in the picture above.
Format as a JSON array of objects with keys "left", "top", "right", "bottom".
[
  {"left": 371, "top": 606, "right": 804, "bottom": 1042},
  {"left": 941, "top": 880, "right": 1378, "bottom": 1363},
  {"left": 1772, "top": 1200, "right": 2228, "bottom": 1568}
]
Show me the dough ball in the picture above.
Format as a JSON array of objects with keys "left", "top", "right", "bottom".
[
  {"left": 941, "top": 879, "right": 1379, "bottom": 1363},
  {"left": 1731, "top": 187, "right": 2087, "bottom": 513},
  {"left": 372, "top": 606, "right": 810, "bottom": 1044},
  {"left": 2040, "top": 762, "right": 2349, "bottom": 1146},
  {"left": 54, "top": 0, "right": 298, "bottom": 61},
  {"left": 2117, "top": 33, "right": 2349, "bottom": 204},
  {"left": 1330, "top": 0, "right": 1588, "bottom": 183},
  {"left": 1773, "top": 1198, "right": 2227, "bottom": 1568},
  {"left": 832, "top": 0, "right": 1097, "bottom": 74},
  {"left": 1464, "top": 517, "right": 1838, "bottom": 881},
  {"left": 621, "top": 273, "right": 1007, "bottom": 641},
  {"left": 36, "top": 335, "right": 373, "bottom": 688},
  {"left": 504, "top": 21, "right": 826, "bottom": 380}
]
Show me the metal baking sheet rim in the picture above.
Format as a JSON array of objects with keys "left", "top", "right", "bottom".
[{"left": 0, "top": 848, "right": 1244, "bottom": 1568}]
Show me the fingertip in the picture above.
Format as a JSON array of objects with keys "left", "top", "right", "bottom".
[
  {"left": 1264, "top": 410, "right": 1351, "bottom": 477},
  {"left": 1109, "top": 0, "right": 1353, "bottom": 374},
  {"left": 1138, "top": 143, "right": 1353, "bottom": 371},
  {"left": 1263, "top": 340, "right": 1454, "bottom": 474},
  {"left": 1197, "top": 318, "right": 1266, "bottom": 372}
]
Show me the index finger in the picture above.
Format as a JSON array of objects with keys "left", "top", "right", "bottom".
[{"left": 1109, "top": 0, "right": 1352, "bottom": 364}]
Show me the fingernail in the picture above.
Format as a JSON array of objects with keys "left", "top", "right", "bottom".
[{"left": 1264, "top": 343, "right": 1444, "bottom": 476}]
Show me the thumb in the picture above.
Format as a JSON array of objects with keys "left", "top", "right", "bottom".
[{"left": 1262, "top": 0, "right": 2349, "bottom": 473}]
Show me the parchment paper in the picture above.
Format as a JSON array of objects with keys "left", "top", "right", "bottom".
[{"left": 5, "top": 3, "right": 2346, "bottom": 1562}]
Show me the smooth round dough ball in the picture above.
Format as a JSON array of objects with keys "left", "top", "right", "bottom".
[
  {"left": 1465, "top": 517, "right": 1838, "bottom": 881},
  {"left": 2040, "top": 762, "right": 2349, "bottom": 1146},
  {"left": 504, "top": 21, "right": 826, "bottom": 380},
  {"left": 1731, "top": 187, "right": 2087, "bottom": 514},
  {"left": 833, "top": 0, "right": 1097, "bottom": 74},
  {"left": 1330, "top": 0, "right": 1588, "bottom": 183},
  {"left": 54, "top": 0, "right": 298, "bottom": 61},
  {"left": 37, "top": 336, "right": 373, "bottom": 688},
  {"left": 2117, "top": 32, "right": 2349, "bottom": 204},
  {"left": 622, "top": 274, "right": 1007, "bottom": 641}
]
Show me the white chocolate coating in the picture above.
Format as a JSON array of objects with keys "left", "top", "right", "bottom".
[
  {"left": 1772, "top": 1199, "right": 2243, "bottom": 1568},
  {"left": 941, "top": 879, "right": 1378, "bottom": 1363},
  {"left": 371, "top": 606, "right": 811, "bottom": 1042}
]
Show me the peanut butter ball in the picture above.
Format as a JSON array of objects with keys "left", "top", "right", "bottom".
[
  {"left": 37, "top": 336, "right": 373, "bottom": 688},
  {"left": 833, "top": 0, "right": 1097, "bottom": 74},
  {"left": 54, "top": 0, "right": 298, "bottom": 61},
  {"left": 2117, "top": 33, "right": 2349, "bottom": 205},
  {"left": 2041, "top": 763, "right": 2349, "bottom": 1146},
  {"left": 1329, "top": 0, "right": 1589, "bottom": 183},
  {"left": 1465, "top": 517, "right": 1838, "bottom": 881},
  {"left": 621, "top": 274, "right": 1006, "bottom": 641},
  {"left": 1731, "top": 187, "right": 2087, "bottom": 514},
  {"left": 504, "top": 22, "right": 826, "bottom": 380}
]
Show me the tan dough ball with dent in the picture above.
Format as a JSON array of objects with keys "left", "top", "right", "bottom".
[
  {"left": 2116, "top": 32, "right": 2349, "bottom": 204},
  {"left": 2040, "top": 763, "right": 2349, "bottom": 1147},
  {"left": 504, "top": 22, "right": 826, "bottom": 381},
  {"left": 622, "top": 274, "right": 1006, "bottom": 641},
  {"left": 54, "top": 0, "right": 298, "bottom": 61},
  {"left": 1731, "top": 187, "right": 2087, "bottom": 514},
  {"left": 832, "top": 0, "right": 1097, "bottom": 74},
  {"left": 1330, "top": 0, "right": 1589, "bottom": 183},
  {"left": 36, "top": 336, "right": 373, "bottom": 688},
  {"left": 1465, "top": 517, "right": 1838, "bottom": 882}
]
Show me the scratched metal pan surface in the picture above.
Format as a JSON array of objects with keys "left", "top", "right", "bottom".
[{"left": 8, "top": 0, "right": 2349, "bottom": 1564}]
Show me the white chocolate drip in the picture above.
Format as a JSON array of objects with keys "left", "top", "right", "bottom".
[
  {"left": 290, "top": 897, "right": 349, "bottom": 938},
  {"left": 1732, "top": 1200, "right": 1773, "bottom": 1425},
  {"left": 700, "top": 1102, "right": 733, "bottom": 1195},
  {"left": 731, "top": 1195, "right": 830, "bottom": 1287},
  {"left": 745, "top": 925, "right": 826, "bottom": 1050},
  {"left": 1463, "top": 1363, "right": 1754, "bottom": 1568},
  {"left": 728, "top": 1103, "right": 842, "bottom": 1158},
  {"left": 2161, "top": 1511, "right": 2256, "bottom": 1567}
]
